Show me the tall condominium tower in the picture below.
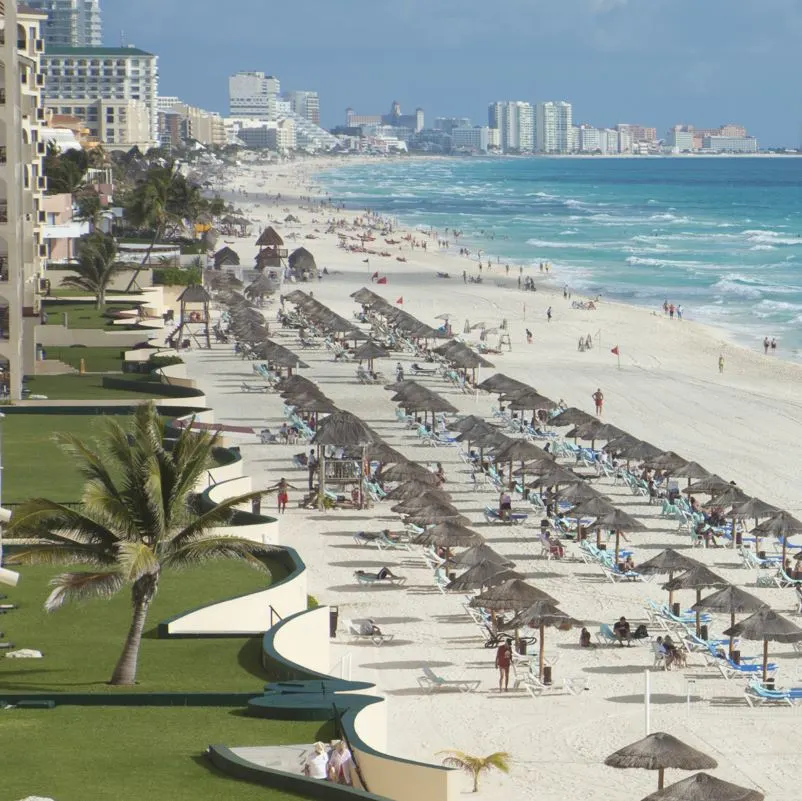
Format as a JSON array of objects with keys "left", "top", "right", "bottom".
[
  {"left": 535, "top": 101, "right": 573, "bottom": 153},
  {"left": 284, "top": 91, "right": 320, "bottom": 126},
  {"left": 24, "top": 0, "right": 101, "bottom": 48},
  {"left": 487, "top": 101, "right": 533, "bottom": 152},
  {"left": 228, "top": 72, "right": 280, "bottom": 119}
]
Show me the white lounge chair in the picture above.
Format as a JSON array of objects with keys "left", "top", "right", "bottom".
[
  {"left": 523, "top": 674, "right": 588, "bottom": 697},
  {"left": 417, "top": 665, "right": 480, "bottom": 693},
  {"left": 345, "top": 618, "right": 394, "bottom": 646}
]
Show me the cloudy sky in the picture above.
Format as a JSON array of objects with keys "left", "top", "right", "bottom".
[{"left": 104, "top": 0, "right": 799, "bottom": 144}]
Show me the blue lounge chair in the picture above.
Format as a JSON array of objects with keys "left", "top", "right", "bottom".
[
  {"left": 745, "top": 679, "right": 802, "bottom": 707},
  {"left": 483, "top": 505, "right": 528, "bottom": 526}
]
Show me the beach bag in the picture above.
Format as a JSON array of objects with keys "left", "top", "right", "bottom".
[{"left": 633, "top": 624, "right": 649, "bottom": 640}]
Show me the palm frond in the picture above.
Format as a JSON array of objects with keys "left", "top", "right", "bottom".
[
  {"left": 161, "top": 535, "right": 274, "bottom": 572},
  {"left": 7, "top": 499, "right": 120, "bottom": 549},
  {"left": 117, "top": 541, "right": 160, "bottom": 582},
  {"left": 168, "top": 490, "right": 266, "bottom": 547},
  {"left": 8, "top": 544, "right": 116, "bottom": 568},
  {"left": 45, "top": 570, "right": 125, "bottom": 611}
]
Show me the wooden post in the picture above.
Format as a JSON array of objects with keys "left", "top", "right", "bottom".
[
  {"left": 539, "top": 624, "right": 546, "bottom": 681},
  {"left": 318, "top": 446, "right": 326, "bottom": 511}
]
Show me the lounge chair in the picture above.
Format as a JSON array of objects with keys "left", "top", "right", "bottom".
[
  {"left": 345, "top": 618, "right": 394, "bottom": 646},
  {"left": 652, "top": 641, "right": 667, "bottom": 670},
  {"left": 715, "top": 654, "right": 777, "bottom": 680},
  {"left": 600, "top": 564, "right": 643, "bottom": 583},
  {"left": 596, "top": 624, "right": 620, "bottom": 646},
  {"left": 744, "top": 678, "right": 802, "bottom": 707},
  {"left": 523, "top": 674, "right": 588, "bottom": 697},
  {"left": 483, "top": 505, "right": 528, "bottom": 526},
  {"left": 376, "top": 532, "right": 411, "bottom": 551},
  {"left": 353, "top": 531, "right": 380, "bottom": 546},
  {"left": 241, "top": 382, "right": 271, "bottom": 393},
  {"left": 417, "top": 665, "right": 480, "bottom": 693},
  {"left": 354, "top": 570, "right": 407, "bottom": 587}
]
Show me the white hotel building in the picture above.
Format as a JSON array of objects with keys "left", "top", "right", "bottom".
[
  {"left": 41, "top": 45, "right": 159, "bottom": 146},
  {"left": 1, "top": 2, "right": 50, "bottom": 398},
  {"left": 535, "top": 101, "right": 572, "bottom": 154}
]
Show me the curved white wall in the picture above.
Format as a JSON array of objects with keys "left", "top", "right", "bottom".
[{"left": 271, "top": 605, "right": 332, "bottom": 676}]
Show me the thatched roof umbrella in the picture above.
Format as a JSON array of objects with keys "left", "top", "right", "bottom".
[
  {"left": 351, "top": 287, "right": 385, "bottom": 305},
  {"left": 256, "top": 226, "right": 284, "bottom": 248},
  {"left": 730, "top": 498, "right": 781, "bottom": 551},
  {"left": 568, "top": 496, "right": 618, "bottom": 547},
  {"left": 285, "top": 393, "right": 338, "bottom": 415},
  {"left": 503, "top": 600, "right": 582, "bottom": 681},
  {"left": 446, "top": 562, "right": 523, "bottom": 592},
  {"left": 214, "top": 245, "right": 240, "bottom": 268},
  {"left": 646, "top": 451, "right": 688, "bottom": 471},
  {"left": 682, "top": 474, "right": 732, "bottom": 496},
  {"left": 245, "top": 272, "right": 278, "bottom": 302},
  {"left": 449, "top": 414, "right": 491, "bottom": 434},
  {"left": 752, "top": 510, "right": 802, "bottom": 565},
  {"left": 451, "top": 543, "right": 515, "bottom": 570},
  {"left": 724, "top": 606, "right": 802, "bottom": 683},
  {"left": 692, "top": 585, "right": 767, "bottom": 658},
  {"left": 493, "top": 438, "right": 549, "bottom": 489},
  {"left": 663, "top": 565, "right": 728, "bottom": 635},
  {"left": 554, "top": 482, "right": 605, "bottom": 507},
  {"left": 404, "top": 511, "right": 471, "bottom": 527},
  {"left": 312, "top": 410, "right": 375, "bottom": 511},
  {"left": 380, "top": 461, "right": 437, "bottom": 485},
  {"left": 595, "top": 507, "right": 648, "bottom": 563},
  {"left": 284, "top": 289, "right": 310, "bottom": 303},
  {"left": 382, "top": 479, "right": 441, "bottom": 502},
  {"left": 352, "top": 340, "right": 390, "bottom": 372},
  {"left": 391, "top": 492, "right": 458, "bottom": 515},
  {"left": 527, "top": 465, "right": 583, "bottom": 494},
  {"left": 637, "top": 549, "right": 702, "bottom": 608},
  {"left": 413, "top": 521, "right": 485, "bottom": 561},
  {"left": 469, "top": 579, "right": 556, "bottom": 612},
  {"left": 605, "top": 732, "right": 717, "bottom": 792},
  {"left": 702, "top": 486, "right": 750, "bottom": 549},
  {"left": 672, "top": 461, "right": 711, "bottom": 487},
  {"left": 641, "top": 772, "right": 763, "bottom": 801},
  {"left": 550, "top": 407, "right": 596, "bottom": 428},
  {"left": 276, "top": 374, "right": 320, "bottom": 395},
  {"left": 254, "top": 341, "right": 309, "bottom": 375},
  {"left": 359, "top": 440, "right": 407, "bottom": 466},
  {"left": 615, "top": 439, "right": 664, "bottom": 464},
  {"left": 476, "top": 373, "right": 532, "bottom": 396}
]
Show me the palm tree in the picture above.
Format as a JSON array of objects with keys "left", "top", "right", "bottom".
[
  {"left": 61, "top": 232, "right": 125, "bottom": 309},
  {"left": 6, "top": 402, "right": 272, "bottom": 686},
  {"left": 438, "top": 751, "right": 511, "bottom": 793}
]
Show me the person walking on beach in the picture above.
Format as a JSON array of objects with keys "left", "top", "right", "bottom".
[
  {"left": 495, "top": 638, "right": 513, "bottom": 692},
  {"left": 526, "top": 328, "right": 533, "bottom": 345},
  {"left": 669, "top": 303, "right": 675, "bottom": 320},
  {"left": 763, "top": 336, "right": 769, "bottom": 354},
  {"left": 546, "top": 306, "right": 552, "bottom": 323},
  {"left": 517, "top": 275, "right": 521, "bottom": 289},
  {"left": 267, "top": 477, "right": 296, "bottom": 514},
  {"left": 718, "top": 354, "right": 725, "bottom": 374},
  {"left": 663, "top": 299, "right": 669, "bottom": 315},
  {"left": 676, "top": 304, "right": 683, "bottom": 320},
  {"left": 771, "top": 337, "right": 777, "bottom": 354},
  {"left": 592, "top": 388, "right": 604, "bottom": 416},
  {"left": 462, "top": 270, "right": 467, "bottom": 284}
]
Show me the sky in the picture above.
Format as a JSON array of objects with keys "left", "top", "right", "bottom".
[{"left": 102, "top": 0, "right": 801, "bottom": 145}]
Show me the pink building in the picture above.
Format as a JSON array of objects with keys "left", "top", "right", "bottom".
[{"left": 41, "top": 193, "right": 90, "bottom": 263}]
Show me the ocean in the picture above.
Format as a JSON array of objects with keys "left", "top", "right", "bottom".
[{"left": 316, "top": 156, "right": 802, "bottom": 358}]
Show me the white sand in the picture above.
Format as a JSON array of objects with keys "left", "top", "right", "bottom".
[{"left": 179, "top": 155, "right": 802, "bottom": 800}]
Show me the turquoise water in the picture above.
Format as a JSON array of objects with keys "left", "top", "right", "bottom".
[{"left": 317, "top": 157, "right": 802, "bottom": 357}]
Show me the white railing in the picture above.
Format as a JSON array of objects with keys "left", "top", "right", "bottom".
[{"left": 330, "top": 652, "right": 352, "bottom": 681}]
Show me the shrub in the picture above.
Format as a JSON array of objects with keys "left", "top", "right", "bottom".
[
  {"left": 149, "top": 354, "right": 184, "bottom": 371},
  {"left": 152, "top": 267, "right": 201, "bottom": 286}
]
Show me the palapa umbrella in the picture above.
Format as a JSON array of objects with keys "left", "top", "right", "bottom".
[
  {"left": 404, "top": 511, "right": 470, "bottom": 527},
  {"left": 285, "top": 393, "right": 338, "bottom": 414},
  {"left": 381, "top": 462, "right": 437, "bottom": 484},
  {"left": 645, "top": 451, "right": 688, "bottom": 471},
  {"left": 553, "top": 482, "right": 603, "bottom": 504},
  {"left": 451, "top": 543, "right": 515, "bottom": 569},
  {"left": 637, "top": 549, "right": 701, "bottom": 608},
  {"left": 493, "top": 438, "right": 549, "bottom": 488},
  {"left": 595, "top": 507, "right": 648, "bottom": 563},
  {"left": 640, "top": 772, "right": 763, "bottom": 801},
  {"left": 359, "top": 440, "right": 407, "bottom": 465},
  {"left": 549, "top": 407, "right": 596, "bottom": 428},
  {"left": 383, "top": 480, "right": 445, "bottom": 501},
  {"left": 503, "top": 600, "right": 582, "bottom": 681},
  {"left": 672, "top": 461, "right": 711, "bottom": 485},
  {"left": 352, "top": 340, "right": 390, "bottom": 371},
  {"left": 605, "top": 732, "right": 717, "bottom": 791},
  {"left": 682, "top": 474, "right": 732, "bottom": 496},
  {"left": 449, "top": 414, "right": 492, "bottom": 433},
  {"left": 391, "top": 493, "right": 458, "bottom": 515},
  {"left": 723, "top": 606, "right": 802, "bottom": 682},
  {"left": 446, "top": 562, "right": 523, "bottom": 592},
  {"left": 730, "top": 498, "right": 780, "bottom": 552},
  {"left": 476, "top": 374, "right": 532, "bottom": 395},
  {"left": 752, "top": 510, "right": 802, "bottom": 564},
  {"left": 662, "top": 565, "right": 728, "bottom": 635},
  {"left": 702, "top": 486, "right": 750, "bottom": 549},
  {"left": 469, "top": 579, "right": 556, "bottom": 613},
  {"left": 614, "top": 439, "right": 664, "bottom": 463},
  {"left": 413, "top": 521, "right": 485, "bottom": 557},
  {"left": 692, "top": 584, "right": 767, "bottom": 658},
  {"left": 569, "top": 496, "right": 618, "bottom": 546}
]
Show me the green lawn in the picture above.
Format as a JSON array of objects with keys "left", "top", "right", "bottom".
[
  {"left": 3, "top": 413, "right": 122, "bottom": 502},
  {"left": 23, "top": 373, "right": 178, "bottom": 401},
  {"left": 1, "top": 559, "right": 287, "bottom": 693},
  {"left": 2, "top": 707, "right": 327, "bottom": 801},
  {"left": 43, "top": 301, "right": 141, "bottom": 329},
  {"left": 44, "top": 345, "right": 127, "bottom": 373}
]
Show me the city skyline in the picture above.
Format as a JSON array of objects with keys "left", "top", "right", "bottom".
[{"left": 101, "top": 0, "right": 800, "bottom": 146}]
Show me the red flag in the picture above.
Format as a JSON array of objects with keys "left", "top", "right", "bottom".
[
  {"left": 376, "top": 277, "right": 387, "bottom": 285},
  {"left": 396, "top": 296, "right": 403, "bottom": 304},
  {"left": 611, "top": 346, "right": 619, "bottom": 356},
  {"left": 371, "top": 271, "right": 379, "bottom": 280}
]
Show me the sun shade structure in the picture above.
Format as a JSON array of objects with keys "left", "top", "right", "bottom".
[
  {"left": 469, "top": 579, "right": 556, "bottom": 613},
  {"left": 645, "top": 451, "right": 689, "bottom": 471},
  {"left": 503, "top": 600, "right": 582, "bottom": 681},
  {"left": 751, "top": 510, "right": 802, "bottom": 563},
  {"left": 595, "top": 507, "right": 648, "bottom": 562},
  {"left": 382, "top": 480, "right": 444, "bottom": 501},
  {"left": 256, "top": 226, "right": 284, "bottom": 248},
  {"left": 723, "top": 606, "right": 802, "bottom": 682},
  {"left": 640, "top": 772, "right": 763, "bottom": 801},
  {"left": 663, "top": 565, "right": 728, "bottom": 634},
  {"left": 390, "top": 493, "right": 459, "bottom": 515},
  {"left": 605, "top": 732, "right": 717, "bottom": 792},
  {"left": 692, "top": 584, "right": 767, "bottom": 658},
  {"left": 549, "top": 407, "right": 597, "bottom": 427},
  {"left": 412, "top": 520, "right": 485, "bottom": 550},
  {"left": 476, "top": 374, "right": 533, "bottom": 395},
  {"left": 637, "top": 549, "right": 702, "bottom": 608},
  {"left": 682, "top": 475, "right": 732, "bottom": 496},
  {"left": 451, "top": 543, "right": 515, "bottom": 569},
  {"left": 352, "top": 340, "right": 391, "bottom": 370},
  {"left": 446, "top": 562, "right": 523, "bottom": 592},
  {"left": 449, "top": 414, "right": 494, "bottom": 433},
  {"left": 554, "top": 482, "right": 604, "bottom": 503},
  {"left": 381, "top": 462, "right": 437, "bottom": 484}
]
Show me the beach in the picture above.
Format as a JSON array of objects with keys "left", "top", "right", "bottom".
[{"left": 182, "top": 154, "right": 802, "bottom": 799}]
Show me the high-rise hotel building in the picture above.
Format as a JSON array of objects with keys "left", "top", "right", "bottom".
[{"left": 1, "top": 2, "right": 50, "bottom": 398}]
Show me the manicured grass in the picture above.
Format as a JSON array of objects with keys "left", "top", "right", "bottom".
[
  {"left": 43, "top": 301, "right": 141, "bottom": 329},
  {"left": 44, "top": 345, "right": 126, "bottom": 373},
  {"left": 23, "top": 373, "right": 178, "bottom": 400},
  {"left": 1, "top": 559, "right": 287, "bottom": 693},
  {"left": 3, "top": 413, "right": 122, "bottom": 502},
  {"left": 2, "top": 707, "right": 326, "bottom": 801}
]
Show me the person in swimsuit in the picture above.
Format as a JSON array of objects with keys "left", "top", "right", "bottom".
[
  {"left": 495, "top": 638, "right": 513, "bottom": 691},
  {"left": 267, "top": 477, "right": 296, "bottom": 514},
  {"left": 592, "top": 388, "right": 604, "bottom": 417}
]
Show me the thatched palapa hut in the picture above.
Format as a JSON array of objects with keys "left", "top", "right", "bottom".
[{"left": 288, "top": 247, "right": 318, "bottom": 282}]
